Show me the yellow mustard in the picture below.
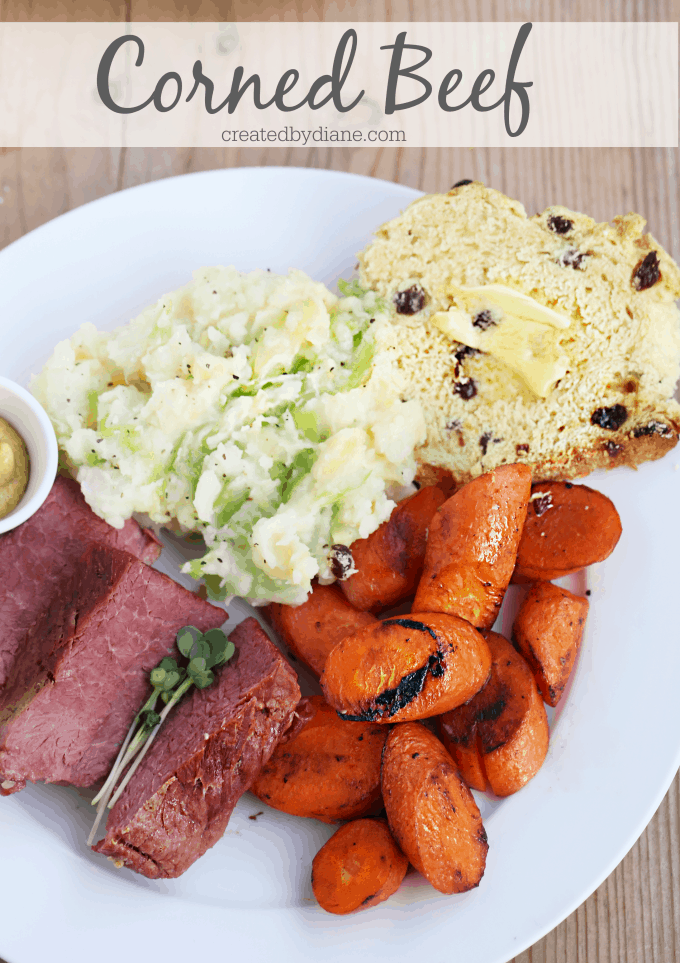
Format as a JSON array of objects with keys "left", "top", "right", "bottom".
[{"left": 0, "top": 417, "right": 29, "bottom": 519}]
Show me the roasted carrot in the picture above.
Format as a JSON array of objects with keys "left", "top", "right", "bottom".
[
  {"left": 513, "top": 581, "right": 589, "bottom": 706},
  {"left": 321, "top": 613, "right": 491, "bottom": 723},
  {"left": 250, "top": 696, "right": 387, "bottom": 823},
  {"left": 513, "top": 481, "right": 622, "bottom": 582},
  {"left": 436, "top": 714, "right": 486, "bottom": 792},
  {"left": 268, "top": 582, "right": 377, "bottom": 677},
  {"left": 413, "top": 464, "right": 532, "bottom": 628},
  {"left": 339, "top": 486, "right": 446, "bottom": 613},
  {"left": 381, "top": 723, "right": 488, "bottom": 894},
  {"left": 438, "top": 631, "right": 549, "bottom": 797},
  {"left": 311, "top": 818, "right": 408, "bottom": 914}
]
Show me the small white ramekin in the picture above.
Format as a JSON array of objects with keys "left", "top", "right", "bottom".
[{"left": 0, "top": 376, "right": 58, "bottom": 535}]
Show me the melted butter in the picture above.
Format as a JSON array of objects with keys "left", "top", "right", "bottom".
[{"left": 432, "top": 283, "right": 572, "bottom": 398}]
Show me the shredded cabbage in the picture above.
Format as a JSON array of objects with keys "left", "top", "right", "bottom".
[{"left": 32, "top": 267, "right": 426, "bottom": 605}]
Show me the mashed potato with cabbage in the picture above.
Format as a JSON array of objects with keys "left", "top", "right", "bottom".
[{"left": 32, "top": 268, "right": 425, "bottom": 605}]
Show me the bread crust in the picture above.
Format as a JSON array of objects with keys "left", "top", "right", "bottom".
[{"left": 416, "top": 423, "right": 679, "bottom": 489}]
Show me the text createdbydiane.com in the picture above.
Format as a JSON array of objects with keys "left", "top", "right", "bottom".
[{"left": 220, "top": 127, "right": 407, "bottom": 143}]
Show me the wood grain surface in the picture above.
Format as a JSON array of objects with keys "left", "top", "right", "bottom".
[{"left": 0, "top": 2, "right": 679, "bottom": 962}]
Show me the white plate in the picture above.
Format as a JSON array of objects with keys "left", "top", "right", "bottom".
[{"left": 0, "top": 167, "right": 679, "bottom": 963}]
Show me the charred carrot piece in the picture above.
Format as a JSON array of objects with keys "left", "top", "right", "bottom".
[
  {"left": 513, "top": 481, "right": 621, "bottom": 582},
  {"left": 414, "top": 464, "right": 531, "bottom": 629},
  {"left": 268, "top": 582, "right": 377, "bottom": 677},
  {"left": 381, "top": 722, "right": 488, "bottom": 894},
  {"left": 340, "top": 486, "right": 445, "bottom": 613},
  {"left": 312, "top": 817, "right": 408, "bottom": 914},
  {"left": 513, "top": 580, "right": 589, "bottom": 705},
  {"left": 321, "top": 613, "right": 491, "bottom": 724},
  {"left": 250, "top": 695, "right": 387, "bottom": 823},
  {"left": 438, "top": 631, "right": 549, "bottom": 797}
]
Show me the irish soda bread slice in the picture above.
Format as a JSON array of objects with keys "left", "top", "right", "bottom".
[{"left": 360, "top": 183, "right": 680, "bottom": 485}]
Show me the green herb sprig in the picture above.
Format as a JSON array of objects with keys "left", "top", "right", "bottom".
[{"left": 87, "top": 625, "right": 235, "bottom": 846}]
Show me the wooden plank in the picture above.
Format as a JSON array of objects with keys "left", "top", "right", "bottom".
[
  {"left": 122, "top": 0, "right": 680, "bottom": 22},
  {"left": 3, "top": 0, "right": 679, "bottom": 22},
  {"left": 0, "top": 149, "right": 123, "bottom": 249},
  {"left": 129, "top": 0, "right": 328, "bottom": 21},
  {"left": 0, "top": 0, "right": 126, "bottom": 20}
]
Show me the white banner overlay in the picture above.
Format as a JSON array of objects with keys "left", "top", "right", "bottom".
[{"left": 0, "top": 22, "right": 676, "bottom": 147}]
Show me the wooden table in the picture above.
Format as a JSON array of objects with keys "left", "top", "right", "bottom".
[{"left": 1, "top": 1, "right": 679, "bottom": 961}]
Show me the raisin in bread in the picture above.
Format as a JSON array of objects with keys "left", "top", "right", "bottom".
[{"left": 360, "top": 182, "right": 680, "bottom": 485}]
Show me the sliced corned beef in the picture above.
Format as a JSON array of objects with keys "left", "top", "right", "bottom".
[
  {"left": 0, "top": 543, "right": 225, "bottom": 795},
  {"left": 93, "top": 617, "right": 299, "bottom": 879},
  {"left": 0, "top": 474, "right": 161, "bottom": 688}
]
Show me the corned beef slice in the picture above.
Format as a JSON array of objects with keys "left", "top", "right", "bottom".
[
  {"left": 0, "top": 475, "right": 161, "bottom": 688},
  {"left": 93, "top": 617, "right": 300, "bottom": 879},
  {"left": 0, "top": 543, "right": 225, "bottom": 795}
]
